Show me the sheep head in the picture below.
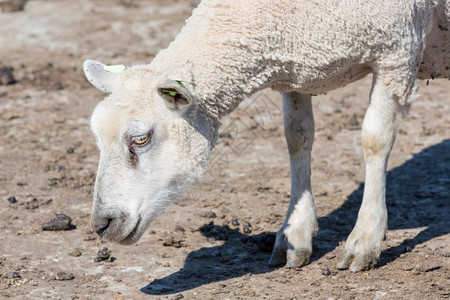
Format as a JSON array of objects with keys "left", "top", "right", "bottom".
[{"left": 83, "top": 60, "right": 213, "bottom": 244}]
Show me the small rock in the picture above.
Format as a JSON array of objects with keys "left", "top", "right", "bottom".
[
  {"left": 0, "top": 0, "right": 27, "bottom": 12},
  {"left": 42, "top": 213, "right": 73, "bottom": 231},
  {"left": 163, "top": 235, "right": 176, "bottom": 246},
  {"left": 163, "top": 262, "right": 170, "bottom": 267},
  {"left": 201, "top": 211, "right": 216, "bottom": 218},
  {"left": 83, "top": 234, "right": 96, "bottom": 241},
  {"left": 94, "top": 247, "right": 111, "bottom": 262},
  {"left": 0, "top": 66, "right": 15, "bottom": 85},
  {"left": 7, "top": 196, "right": 17, "bottom": 204},
  {"left": 163, "top": 235, "right": 185, "bottom": 248},
  {"left": 172, "top": 293, "right": 184, "bottom": 300},
  {"left": 321, "top": 267, "right": 331, "bottom": 276},
  {"left": 68, "top": 248, "right": 82, "bottom": 257},
  {"left": 55, "top": 271, "right": 75, "bottom": 281},
  {"left": 243, "top": 222, "right": 252, "bottom": 234},
  {"left": 326, "top": 254, "right": 336, "bottom": 260},
  {"left": 231, "top": 217, "right": 240, "bottom": 226},
  {"left": 174, "top": 225, "right": 185, "bottom": 233},
  {"left": 405, "top": 246, "right": 412, "bottom": 252},
  {"left": 12, "top": 272, "right": 20, "bottom": 279},
  {"left": 67, "top": 147, "right": 74, "bottom": 154},
  {"left": 25, "top": 199, "right": 39, "bottom": 210}
]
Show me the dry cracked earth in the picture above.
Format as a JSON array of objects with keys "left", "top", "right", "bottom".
[{"left": 0, "top": 0, "right": 449, "bottom": 299}]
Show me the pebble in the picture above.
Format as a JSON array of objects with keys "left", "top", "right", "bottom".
[
  {"left": 12, "top": 272, "right": 20, "bottom": 279},
  {"left": 25, "top": 199, "right": 39, "bottom": 210},
  {"left": 231, "top": 217, "right": 240, "bottom": 226},
  {"left": 171, "top": 294, "right": 184, "bottom": 300},
  {"left": 68, "top": 248, "right": 82, "bottom": 257},
  {"left": 326, "top": 254, "right": 336, "bottom": 260},
  {"left": 162, "top": 235, "right": 185, "bottom": 248},
  {"left": 0, "top": 66, "right": 15, "bottom": 85},
  {"left": 243, "top": 222, "right": 252, "bottom": 234},
  {"left": 174, "top": 225, "right": 185, "bottom": 232},
  {"left": 55, "top": 271, "right": 75, "bottom": 281},
  {"left": 94, "top": 247, "right": 111, "bottom": 262},
  {"left": 42, "top": 213, "right": 73, "bottom": 231},
  {"left": 321, "top": 267, "right": 331, "bottom": 276},
  {"left": 7, "top": 196, "right": 17, "bottom": 204},
  {"left": 201, "top": 211, "right": 216, "bottom": 218},
  {"left": 163, "top": 262, "right": 170, "bottom": 267},
  {"left": 0, "top": 0, "right": 27, "bottom": 12},
  {"left": 67, "top": 147, "right": 74, "bottom": 154},
  {"left": 311, "top": 281, "right": 321, "bottom": 287}
]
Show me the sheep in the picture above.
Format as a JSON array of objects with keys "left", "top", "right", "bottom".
[{"left": 83, "top": 0, "right": 450, "bottom": 272}]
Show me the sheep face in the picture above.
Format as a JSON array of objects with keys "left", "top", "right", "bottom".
[{"left": 83, "top": 60, "right": 211, "bottom": 244}]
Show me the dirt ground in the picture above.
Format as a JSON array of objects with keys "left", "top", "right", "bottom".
[{"left": 0, "top": 0, "right": 449, "bottom": 299}]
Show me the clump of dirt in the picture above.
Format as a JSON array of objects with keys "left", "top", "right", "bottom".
[
  {"left": 6, "top": 196, "right": 17, "bottom": 204},
  {"left": 55, "top": 271, "right": 75, "bottom": 281},
  {"left": 0, "top": 66, "right": 15, "bottom": 85},
  {"left": 94, "top": 247, "right": 112, "bottom": 263},
  {"left": 41, "top": 213, "right": 74, "bottom": 231},
  {"left": 162, "top": 235, "right": 187, "bottom": 248},
  {"left": 68, "top": 248, "right": 82, "bottom": 257},
  {"left": 0, "top": 0, "right": 27, "bottom": 12}
]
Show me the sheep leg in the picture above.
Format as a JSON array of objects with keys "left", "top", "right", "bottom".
[
  {"left": 269, "top": 92, "right": 318, "bottom": 268},
  {"left": 338, "top": 76, "right": 409, "bottom": 272}
]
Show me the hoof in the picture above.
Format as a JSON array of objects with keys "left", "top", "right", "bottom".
[
  {"left": 338, "top": 250, "right": 379, "bottom": 272},
  {"left": 285, "top": 248, "right": 311, "bottom": 269},
  {"left": 268, "top": 246, "right": 286, "bottom": 267}
]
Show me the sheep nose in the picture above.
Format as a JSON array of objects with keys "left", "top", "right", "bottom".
[{"left": 92, "top": 217, "right": 113, "bottom": 237}]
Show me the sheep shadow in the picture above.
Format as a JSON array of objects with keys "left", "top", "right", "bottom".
[{"left": 141, "top": 139, "right": 449, "bottom": 295}]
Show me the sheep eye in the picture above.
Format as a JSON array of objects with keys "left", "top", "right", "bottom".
[{"left": 131, "top": 134, "right": 150, "bottom": 146}]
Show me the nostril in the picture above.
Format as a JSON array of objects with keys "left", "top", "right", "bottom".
[{"left": 94, "top": 218, "right": 113, "bottom": 237}]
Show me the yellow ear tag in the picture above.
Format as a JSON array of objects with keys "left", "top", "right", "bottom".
[{"left": 104, "top": 65, "right": 126, "bottom": 74}]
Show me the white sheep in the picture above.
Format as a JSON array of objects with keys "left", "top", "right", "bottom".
[{"left": 83, "top": 0, "right": 450, "bottom": 272}]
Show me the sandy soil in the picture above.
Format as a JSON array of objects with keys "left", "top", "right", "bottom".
[{"left": 0, "top": 1, "right": 449, "bottom": 299}]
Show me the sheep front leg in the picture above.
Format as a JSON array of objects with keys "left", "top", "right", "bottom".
[
  {"left": 338, "top": 78, "right": 408, "bottom": 272},
  {"left": 269, "top": 92, "right": 318, "bottom": 269}
]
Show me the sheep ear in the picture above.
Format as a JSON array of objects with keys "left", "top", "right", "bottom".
[
  {"left": 157, "top": 79, "right": 193, "bottom": 112},
  {"left": 83, "top": 60, "right": 121, "bottom": 93}
]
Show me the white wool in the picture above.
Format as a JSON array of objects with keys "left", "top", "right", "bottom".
[
  {"left": 85, "top": 0, "right": 449, "bottom": 269},
  {"left": 148, "top": 0, "right": 449, "bottom": 119}
]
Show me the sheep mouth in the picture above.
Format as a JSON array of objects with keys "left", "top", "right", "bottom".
[{"left": 118, "top": 215, "right": 143, "bottom": 245}]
